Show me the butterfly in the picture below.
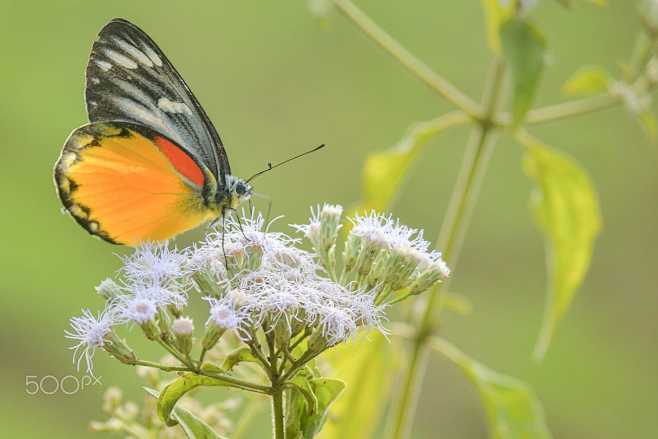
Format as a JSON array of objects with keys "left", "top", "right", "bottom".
[{"left": 54, "top": 18, "right": 291, "bottom": 246}]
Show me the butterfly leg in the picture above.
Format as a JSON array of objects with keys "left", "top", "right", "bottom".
[
  {"left": 233, "top": 209, "right": 249, "bottom": 241},
  {"left": 221, "top": 207, "right": 229, "bottom": 271},
  {"left": 264, "top": 198, "right": 273, "bottom": 229}
]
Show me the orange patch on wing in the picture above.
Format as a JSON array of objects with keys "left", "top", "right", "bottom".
[{"left": 56, "top": 123, "right": 217, "bottom": 245}]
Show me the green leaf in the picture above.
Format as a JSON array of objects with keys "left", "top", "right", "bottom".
[
  {"left": 155, "top": 373, "right": 233, "bottom": 427},
  {"left": 317, "top": 331, "right": 400, "bottom": 439},
  {"left": 521, "top": 134, "right": 602, "bottom": 360},
  {"left": 561, "top": 66, "right": 610, "bottom": 96},
  {"left": 430, "top": 338, "right": 553, "bottom": 439},
  {"left": 501, "top": 18, "right": 547, "bottom": 127},
  {"left": 284, "top": 373, "right": 344, "bottom": 439},
  {"left": 302, "top": 379, "right": 346, "bottom": 438},
  {"left": 481, "top": 0, "right": 515, "bottom": 52},
  {"left": 358, "top": 112, "right": 467, "bottom": 213},
  {"left": 221, "top": 347, "right": 258, "bottom": 372},
  {"left": 144, "top": 387, "right": 228, "bottom": 439},
  {"left": 286, "top": 376, "right": 317, "bottom": 439}
]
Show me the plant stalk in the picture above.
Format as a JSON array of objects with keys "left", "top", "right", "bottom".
[
  {"left": 331, "top": 0, "right": 480, "bottom": 117},
  {"left": 390, "top": 58, "right": 506, "bottom": 439},
  {"left": 271, "top": 386, "right": 286, "bottom": 439}
]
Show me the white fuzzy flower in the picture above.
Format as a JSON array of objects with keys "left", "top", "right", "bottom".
[
  {"left": 120, "top": 242, "right": 189, "bottom": 286},
  {"left": 116, "top": 296, "right": 157, "bottom": 324},
  {"left": 65, "top": 309, "right": 115, "bottom": 376},
  {"left": 316, "top": 304, "right": 357, "bottom": 345},
  {"left": 132, "top": 283, "right": 188, "bottom": 310},
  {"left": 348, "top": 291, "right": 387, "bottom": 330},
  {"left": 205, "top": 297, "right": 245, "bottom": 330}
]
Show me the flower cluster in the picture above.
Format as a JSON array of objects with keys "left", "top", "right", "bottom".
[{"left": 66, "top": 204, "right": 449, "bottom": 391}]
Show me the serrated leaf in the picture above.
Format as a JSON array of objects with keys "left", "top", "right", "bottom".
[
  {"left": 482, "top": 0, "right": 515, "bottom": 52},
  {"left": 144, "top": 387, "right": 228, "bottom": 439},
  {"left": 501, "top": 18, "right": 547, "bottom": 127},
  {"left": 358, "top": 112, "right": 467, "bottom": 213},
  {"left": 155, "top": 374, "right": 233, "bottom": 427},
  {"left": 317, "top": 331, "right": 400, "bottom": 439},
  {"left": 521, "top": 135, "right": 602, "bottom": 360},
  {"left": 430, "top": 338, "right": 552, "bottom": 439},
  {"left": 561, "top": 66, "right": 610, "bottom": 96}
]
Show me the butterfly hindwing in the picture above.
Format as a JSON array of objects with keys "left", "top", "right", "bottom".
[
  {"left": 55, "top": 121, "right": 219, "bottom": 245},
  {"left": 85, "top": 18, "right": 231, "bottom": 183}
]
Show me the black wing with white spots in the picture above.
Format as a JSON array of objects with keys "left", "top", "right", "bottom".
[{"left": 85, "top": 18, "right": 231, "bottom": 182}]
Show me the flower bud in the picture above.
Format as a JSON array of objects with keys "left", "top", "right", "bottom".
[
  {"left": 95, "top": 278, "right": 122, "bottom": 300},
  {"left": 102, "top": 331, "right": 136, "bottom": 365},
  {"left": 172, "top": 316, "right": 195, "bottom": 355},
  {"left": 409, "top": 260, "right": 450, "bottom": 296},
  {"left": 319, "top": 204, "right": 343, "bottom": 251},
  {"left": 306, "top": 328, "right": 329, "bottom": 353},
  {"left": 158, "top": 310, "right": 173, "bottom": 343},
  {"left": 140, "top": 319, "right": 160, "bottom": 341},
  {"left": 342, "top": 234, "right": 362, "bottom": 273},
  {"left": 274, "top": 319, "right": 292, "bottom": 347},
  {"left": 202, "top": 324, "right": 226, "bottom": 351}
]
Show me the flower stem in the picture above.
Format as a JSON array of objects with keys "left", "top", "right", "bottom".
[
  {"left": 523, "top": 93, "right": 620, "bottom": 125},
  {"left": 390, "top": 58, "right": 506, "bottom": 439},
  {"left": 271, "top": 386, "right": 286, "bottom": 439},
  {"left": 132, "top": 359, "right": 189, "bottom": 372},
  {"left": 156, "top": 338, "right": 195, "bottom": 369},
  {"left": 331, "top": 0, "right": 480, "bottom": 117},
  {"left": 199, "top": 370, "right": 271, "bottom": 394}
]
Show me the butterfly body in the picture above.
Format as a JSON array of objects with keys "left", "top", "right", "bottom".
[{"left": 55, "top": 19, "right": 252, "bottom": 245}]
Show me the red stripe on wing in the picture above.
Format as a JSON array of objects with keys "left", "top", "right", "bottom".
[{"left": 154, "top": 136, "right": 205, "bottom": 187}]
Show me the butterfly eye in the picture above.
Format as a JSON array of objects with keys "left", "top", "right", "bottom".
[{"left": 235, "top": 182, "right": 246, "bottom": 195}]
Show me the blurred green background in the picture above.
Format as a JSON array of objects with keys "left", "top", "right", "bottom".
[{"left": 1, "top": 0, "right": 656, "bottom": 437}]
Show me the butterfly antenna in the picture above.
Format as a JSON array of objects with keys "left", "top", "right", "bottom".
[{"left": 246, "top": 144, "right": 326, "bottom": 183}]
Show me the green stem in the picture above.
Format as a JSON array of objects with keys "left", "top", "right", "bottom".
[
  {"left": 390, "top": 58, "right": 506, "bottom": 439},
  {"left": 331, "top": 0, "right": 480, "bottom": 117},
  {"left": 271, "top": 386, "right": 286, "bottom": 439},
  {"left": 156, "top": 338, "right": 195, "bottom": 369},
  {"left": 199, "top": 370, "right": 271, "bottom": 394},
  {"left": 132, "top": 359, "right": 189, "bottom": 372},
  {"left": 523, "top": 94, "right": 619, "bottom": 125}
]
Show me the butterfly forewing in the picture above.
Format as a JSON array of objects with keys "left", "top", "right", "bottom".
[{"left": 85, "top": 18, "right": 231, "bottom": 183}]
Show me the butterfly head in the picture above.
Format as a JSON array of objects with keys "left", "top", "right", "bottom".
[{"left": 224, "top": 175, "right": 253, "bottom": 209}]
